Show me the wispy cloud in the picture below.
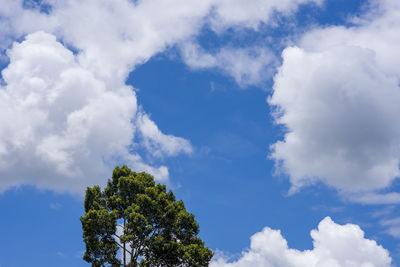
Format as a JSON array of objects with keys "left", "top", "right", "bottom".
[
  {"left": 381, "top": 217, "right": 400, "bottom": 239},
  {"left": 49, "top": 202, "right": 62, "bottom": 210}
]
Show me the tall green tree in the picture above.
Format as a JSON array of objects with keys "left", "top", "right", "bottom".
[{"left": 81, "top": 165, "right": 213, "bottom": 267}]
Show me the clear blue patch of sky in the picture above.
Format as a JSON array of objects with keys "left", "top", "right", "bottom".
[{"left": 0, "top": 187, "right": 86, "bottom": 267}]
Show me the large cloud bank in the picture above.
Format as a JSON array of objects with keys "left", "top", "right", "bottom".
[
  {"left": 211, "top": 217, "right": 392, "bottom": 267},
  {"left": 269, "top": 0, "right": 400, "bottom": 193}
]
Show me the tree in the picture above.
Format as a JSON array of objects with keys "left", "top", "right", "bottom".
[{"left": 81, "top": 165, "right": 213, "bottom": 267}]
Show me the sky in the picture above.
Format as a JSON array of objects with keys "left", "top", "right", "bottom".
[{"left": 0, "top": 0, "right": 400, "bottom": 266}]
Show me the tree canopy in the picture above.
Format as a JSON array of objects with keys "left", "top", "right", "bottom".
[{"left": 81, "top": 165, "right": 213, "bottom": 266}]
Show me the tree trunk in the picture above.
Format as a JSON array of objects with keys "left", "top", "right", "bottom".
[
  {"left": 123, "top": 217, "right": 126, "bottom": 267},
  {"left": 130, "top": 245, "right": 134, "bottom": 266}
]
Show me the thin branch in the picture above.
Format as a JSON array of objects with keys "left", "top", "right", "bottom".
[
  {"left": 113, "top": 236, "right": 133, "bottom": 256},
  {"left": 115, "top": 241, "right": 125, "bottom": 250}
]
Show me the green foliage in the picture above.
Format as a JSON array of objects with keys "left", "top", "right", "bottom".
[{"left": 81, "top": 165, "right": 213, "bottom": 266}]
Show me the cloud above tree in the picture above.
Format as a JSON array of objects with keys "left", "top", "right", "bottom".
[{"left": 0, "top": 31, "right": 184, "bottom": 193}]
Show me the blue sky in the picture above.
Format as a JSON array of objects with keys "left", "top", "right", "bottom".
[{"left": 0, "top": 0, "right": 400, "bottom": 266}]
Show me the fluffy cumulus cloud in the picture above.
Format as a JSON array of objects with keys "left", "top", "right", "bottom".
[
  {"left": 211, "top": 217, "right": 392, "bottom": 267},
  {"left": 269, "top": 0, "right": 400, "bottom": 193},
  {"left": 0, "top": 31, "right": 176, "bottom": 193},
  {"left": 0, "top": 0, "right": 324, "bottom": 193}
]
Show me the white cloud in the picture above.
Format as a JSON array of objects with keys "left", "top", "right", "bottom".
[
  {"left": 49, "top": 202, "right": 62, "bottom": 210},
  {"left": 346, "top": 192, "right": 400, "bottom": 205},
  {"left": 181, "top": 42, "right": 277, "bottom": 87},
  {"left": 211, "top": 216, "right": 392, "bottom": 267},
  {"left": 380, "top": 217, "right": 400, "bottom": 238},
  {"left": 371, "top": 206, "right": 400, "bottom": 240},
  {"left": 136, "top": 112, "right": 193, "bottom": 157},
  {"left": 209, "top": 0, "right": 323, "bottom": 32},
  {"left": 0, "top": 31, "right": 177, "bottom": 193},
  {"left": 269, "top": 0, "right": 400, "bottom": 193}
]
